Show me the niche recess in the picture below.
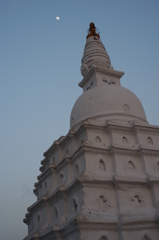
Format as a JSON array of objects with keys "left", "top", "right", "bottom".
[
  {"left": 99, "top": 159, "right": 106, "bottom": 171},
  {"left": 131, "top": 195, "right": 143, "bottom": 208},
  {"left": 99, "top": 195, "right": 111, "bottom": 211},
  {"left": 127, "top": 160, "right": 135, "bottom": 171},
  {"left": 122, "top": 136, "right": 128, "bottom": 144},
  {"left": 95, "top": 136, "right": 102, "bottom": 143},
  {"left": 147, "top": 136, "right": 153, "bottom": 145}
]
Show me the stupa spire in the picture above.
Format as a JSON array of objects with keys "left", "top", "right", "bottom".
[{"left": 81, "top": 23, "right": 112, "bottom": 77}]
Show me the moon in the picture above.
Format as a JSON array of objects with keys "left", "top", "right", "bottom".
[{"left": 56, "top": 16, "right": 60, "bottom": 20}]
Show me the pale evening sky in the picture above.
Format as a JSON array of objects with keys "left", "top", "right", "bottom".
[{"left": 0, "top": 1, "right": 159, "bottom": 240}]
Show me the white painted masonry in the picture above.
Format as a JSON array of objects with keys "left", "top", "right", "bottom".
[{"left": 23, "top": 26, "right": 159, "bottom": 240}]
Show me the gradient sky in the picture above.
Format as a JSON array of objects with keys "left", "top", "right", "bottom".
[{"left": 0, "top": 1, "right": 159, "bottom": 239}]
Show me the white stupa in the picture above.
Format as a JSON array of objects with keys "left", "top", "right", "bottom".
[{"left": 23, "top": 23, "right": 159, "bottom": 240}]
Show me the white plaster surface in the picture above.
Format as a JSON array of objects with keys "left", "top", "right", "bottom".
[
  {"left": 23, "top": 30, "right": 159, "bottom": 240},
  {"left": 70, "top": 84, "right": 147, "bottom": 129},
  {"left": 81, "top": 36, "right": 112, "bottom": 77}
]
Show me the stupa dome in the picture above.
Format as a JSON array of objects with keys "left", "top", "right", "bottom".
[{"left": 70, "top": 85, "right": 147, "bottom": 129}]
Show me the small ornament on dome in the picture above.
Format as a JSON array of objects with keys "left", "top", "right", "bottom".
[{"left": 87, "top": 22, "right": 100, "bottom": 39}]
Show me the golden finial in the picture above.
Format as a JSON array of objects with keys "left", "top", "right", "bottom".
[{"left": 87, "top": 22, "right": 100, "bottom": 39}]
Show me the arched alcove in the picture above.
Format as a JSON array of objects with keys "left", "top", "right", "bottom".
[
  {"left": 95, "top": 136, "right": 102, "bottom": 143},
  {"left": 131, "top": 195, "right": 143, "bottom": 208},
  {"left": 99, "top": 195, "right": 110, "bottom": 210},
  {"left": 147, "top": 136, "right": 153, "bottom": 145},
  {"left": 127, "top": 160, "right": 135, "bottom": 171},
  {"left": 122, "top": 136, "right": 128, "bottom": 144},
  {"left": 99, "top": 159, "right": 106, "bottom": 171}
]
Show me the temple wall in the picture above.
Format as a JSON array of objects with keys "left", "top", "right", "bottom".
[{"left": 24, "top": 121, "right": 159, "bottom": 240}]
